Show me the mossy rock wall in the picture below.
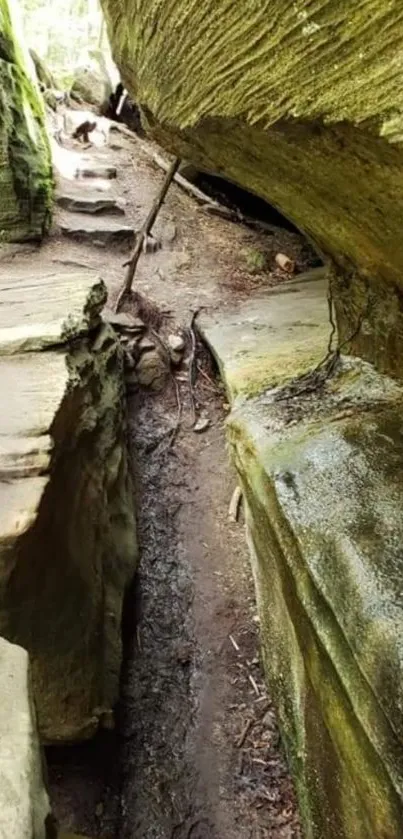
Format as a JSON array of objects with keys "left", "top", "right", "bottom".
[
  {"left": 100, "top": 0, "right": 403, "bottom": 377},
  {"left": 0, "top": 0, "right": 52, "bottom": 242},
  {"left": 228, "top": 359, "right": 403, "bottom": 839}
]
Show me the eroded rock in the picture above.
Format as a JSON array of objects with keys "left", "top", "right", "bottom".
[
  {"left": 0, "top": 270, "right": 137, "bottom": 743},
  {"left": 136, "top": 347, "right": 169, "bottom": 390}
]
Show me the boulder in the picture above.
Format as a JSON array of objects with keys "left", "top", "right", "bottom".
[
  {"left": 201, "top": 274, "right": 403, "bottom": 838},
  {"left": 0, "top": 0, "right": 52, "bottom": 242},
  {"left": 100, "top": 0, "right": 403, "bottom": 378},
  {"left": 70, "top": 65, "right": 111, "bottom": 110},
  {"left": 0, "top": 270, "right": 137, "bottom": 743},
  {"left": 0, "top": 636, "right": 50, "bottom": 839}
]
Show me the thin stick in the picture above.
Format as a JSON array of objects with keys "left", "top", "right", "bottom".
[
  {"left": 236, "top": 718, "right": 254, "bottom": 748},
  {"left": 188, "top": 309, "right": 200, "bottom": 425},
  {"left": 229, "top": 634, "right": 240, "bottom": 652},
  {"left": 248, "top": 674, "right": 260, "bottom": 696},
  {"left": 115, "top": 156, "right": 180, "bottom": 311},
  {"left": 229, "top": 486, "right": 243, "bottom": 522}
]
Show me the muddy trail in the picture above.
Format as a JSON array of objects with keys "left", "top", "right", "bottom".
[{"left": 4, "top": 109, "right": 314, "bottom": 839}]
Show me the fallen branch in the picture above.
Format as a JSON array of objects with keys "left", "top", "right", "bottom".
[
  {"left": 115, "top": 156, "right": 181, "bottom": 312},
  {"left": 151, "top": 151, "right": 221, "bottom": 208}
]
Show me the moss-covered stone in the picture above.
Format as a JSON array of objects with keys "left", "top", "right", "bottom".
[
  {"left": 228, "top": 358, "right": 403, "bottom": 838},
  {"left": 100, "top": 0, "right": 403, "bottom": 377},
  {"left": 0, "top": 0, "right": 52, "bottom": 242}
]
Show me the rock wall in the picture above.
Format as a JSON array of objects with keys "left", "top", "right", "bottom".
[
  {"left": 0, "top": 269, "right": 137, "bottom": 743},
  {"left": 100, "top": 0, "right": 403, "bottom": 378},
  {"left": 0, "top": 637, "right": 50, "bottom": 839},
  {"left": 0, "top": 0, "right": 52, "bottom": 242},
  {"left": 201, "top": 274, "right": 403, "bottom": 838}
]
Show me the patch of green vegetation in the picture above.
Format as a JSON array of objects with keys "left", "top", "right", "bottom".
[{"left": 243, "top": 247, "right": 267, "bottom": 273}]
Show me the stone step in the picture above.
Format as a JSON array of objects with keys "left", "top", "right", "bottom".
[
  {"left": 77, "top": 163, "right": 117, "bottom": 180},
  {"left": 57, "top": 191, "right": 125, "bottom": 216},
  {"left": 59, "top": 214, "right": 135, "bottom": 246}
]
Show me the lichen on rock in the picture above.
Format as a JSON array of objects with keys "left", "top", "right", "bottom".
[{"left": 0, "top": 0, "right": 53, "bottom": 242}]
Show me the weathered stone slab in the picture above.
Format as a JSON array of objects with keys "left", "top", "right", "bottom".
[
  {"left": 227, "top": 358, "right": 403, "bottom": 838},
  {"left": 0, "top": 637, "right": 50, "bottom": 839},
  {"left": 0, "top": 273, "right": 106, "bottom": 354},
  {"left": 199, "top": 268, "right": 330, "bottom": 399},
  {"left": 59, "top": 214, "right": 134, "bottom": 246}
]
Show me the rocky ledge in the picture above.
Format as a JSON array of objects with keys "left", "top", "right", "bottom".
[
  {"left": 0, "top": 266, "right": 137, "bottom": 744},
  {"left": 201, "top": 272, "right": 403, "bottom": 838}
]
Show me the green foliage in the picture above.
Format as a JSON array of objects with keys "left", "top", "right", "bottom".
[{"left": 18, "top": 0, "right": 107, "bottom": 79}]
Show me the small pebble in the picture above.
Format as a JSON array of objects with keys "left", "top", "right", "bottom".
[{"left": 193, "top": 416, "right": 211, "bottom": 433}]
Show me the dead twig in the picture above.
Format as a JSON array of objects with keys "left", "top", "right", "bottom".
[
  {"left": 237, "top": 718, "right": 254, "bottom": 748},
  {"left": 229, "top": 486, "right": 243, "bottom": 522},
  {"left": 248, "top": 673, "right": 260, "bottom": 696},
  {"left": 196, "top": 361, "right": 218, "bottom": 392},
  {"left": 115, "top": 156, "right": 180, "bottom": 312},
  {"left": 229, "top": 634, "right": 240, "bottom": 652},
  {"left": 166, "top": 375, "right": 183, "bottom": 451},
  {"left": 187, "top": 309, "right": 200, "bottom": 426}
]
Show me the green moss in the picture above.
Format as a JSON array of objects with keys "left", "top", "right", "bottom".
[
  {"left": 0, "top": 0, "right": 53, "bottom": 242},
  {"left": 230, "top": 412, "right": 403, "bottom": 838},
  {"left": 100, "top": 0, "right": 403, "bottom": 376},
  {"left": 243, "top": 247, "right": 267, "bottom": 274}
]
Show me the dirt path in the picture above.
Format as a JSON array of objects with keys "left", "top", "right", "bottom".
[{"left": 1, "top": 113, "right": 308, "bottom": 839}]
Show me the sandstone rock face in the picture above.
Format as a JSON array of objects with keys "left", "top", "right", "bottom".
[
  {"left": 0, "top": 637, "right": 50, "bottom": 839},
  {"left": 201, "top": 275, "right": 403, "bottom": 838},
  {"left": 0, "top": 0, "right": 52, "bottom": 242},
  {"left": 0, "top": 268, "right": 137, "bottom": 743},
  {"left": 101, "top": 0, "right": 403, "bottom": 377},
  {"left": 70, "top": 65, "right": 111, "bottom": 109}
]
